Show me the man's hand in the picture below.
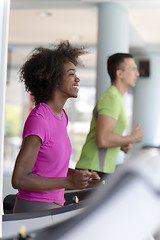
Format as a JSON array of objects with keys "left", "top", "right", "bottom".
[
  {"left": 121, "top": 144, "right": 132, "bottom": 153},
  {"left": 131, "top": 123, "right": 144, "bottom": 143}
]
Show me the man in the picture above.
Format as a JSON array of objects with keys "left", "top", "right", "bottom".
[{"left": 76, "top": 53, "right": 143, "bottom": 179}]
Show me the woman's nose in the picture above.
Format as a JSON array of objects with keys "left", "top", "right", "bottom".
[{"left": 76, "top": 75, "right": 80, "bottom": 82}]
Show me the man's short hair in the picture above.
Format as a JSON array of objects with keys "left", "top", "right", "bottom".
[{"left": 107, "top": 53, "right": 133, "bottom": 82}]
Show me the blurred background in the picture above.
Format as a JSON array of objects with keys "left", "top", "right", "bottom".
[{"left": 3, "top": 0, "right": 160, "bottom": 198}]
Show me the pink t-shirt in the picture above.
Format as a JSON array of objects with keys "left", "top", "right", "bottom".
[{"left": 17, "top": 103, "right": 72, "bottom": 203}]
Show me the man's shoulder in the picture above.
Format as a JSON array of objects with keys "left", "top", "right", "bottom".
[{"left": 99, "top": 86, "right": 118, "bottom": 102}]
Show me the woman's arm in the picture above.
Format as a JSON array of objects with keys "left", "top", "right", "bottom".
[{"left": 12, "top": 135, "right": 91, "bottom": 191}]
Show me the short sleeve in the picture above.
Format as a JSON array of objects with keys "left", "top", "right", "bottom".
[
  {"left": 23, "top": 114, "right": 47, "bottom": 143},
  {"left": 97, "top": 93, "right": 121, "bottom": 120}
]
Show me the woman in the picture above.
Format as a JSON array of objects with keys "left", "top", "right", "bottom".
[{"left": 12, "top": 41, "right": 100, "bottom": 213}]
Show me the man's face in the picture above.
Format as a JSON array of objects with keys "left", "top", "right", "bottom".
[{"left": 120, "top": 58, "right": 139, "bottom": 88}]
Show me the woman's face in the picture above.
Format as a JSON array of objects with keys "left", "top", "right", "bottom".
[{"left": 59, "top": 61, "right": 80, "bottom": 99}]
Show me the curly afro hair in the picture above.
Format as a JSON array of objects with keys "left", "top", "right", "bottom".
[{"left": 19, "top": 40, "right": 87, "bottom": 105}]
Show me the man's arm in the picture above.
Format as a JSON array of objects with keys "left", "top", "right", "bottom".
[{"left": 95, "top": 115, "right": 143, "bottom": 148}]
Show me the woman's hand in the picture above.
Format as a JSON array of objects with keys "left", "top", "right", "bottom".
[
  {"left": 67, "top": 170, "right": 100, "bottom": 189},
  {"left": 88, "top": 170, "right": 101, "bottom": 187},
  {"left": 67, "top": 170, "right": 91, "bottom": 189}
]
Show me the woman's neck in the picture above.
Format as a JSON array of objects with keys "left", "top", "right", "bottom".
[{"left": 46, "top": 91, "right": 66, "bottom": 117}]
